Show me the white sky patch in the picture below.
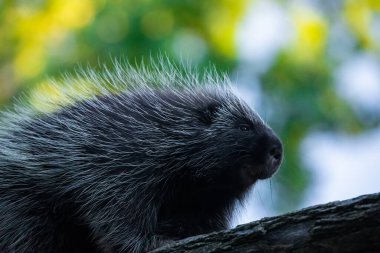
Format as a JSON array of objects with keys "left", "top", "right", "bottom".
[
  {"left": 328, "top": 20, "right": 356, "bottom": 62},
  {"left": 236, "top": 0, "right": 293, "bottom": 72},
  {"left": 302, "top": 129, "right": 380, "bottom": 206},
  {"left": 335, "top": 54, "right": 380, "bottom": 113}
]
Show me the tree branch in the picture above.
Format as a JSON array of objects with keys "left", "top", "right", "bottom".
[{"left": 152, "top": 193, "right": 380, "bottom": 252}]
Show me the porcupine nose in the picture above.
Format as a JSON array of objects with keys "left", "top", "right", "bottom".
[
  {"left": 269, "top": 144, "right": 282, "bottom": 166},
  {"left": 254, "top": 129, "right": 283, "bottom": 179},
  {"left": 265, "top": 134, "right": 283, "bottom": 176}
]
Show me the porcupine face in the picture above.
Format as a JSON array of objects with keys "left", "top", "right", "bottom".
[{"left": 194, "top": 92, "right": 283, "bottom": 193}]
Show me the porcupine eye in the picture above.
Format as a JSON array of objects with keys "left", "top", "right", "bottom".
[{"left": 239, "top": 124, "right": 250, "bottom": 131}]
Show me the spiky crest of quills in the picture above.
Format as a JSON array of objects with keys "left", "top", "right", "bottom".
[{"left": 1, "top": 58, "right": 257, "bottom": 131}]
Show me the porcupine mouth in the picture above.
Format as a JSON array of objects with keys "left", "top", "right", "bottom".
[{"left": 241, "top": 162, "right": 279, "bottom": 184}]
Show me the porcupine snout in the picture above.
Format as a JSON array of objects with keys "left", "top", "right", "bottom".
[{"left": 256, "top": 129, "right": 283, "bottom": 179}]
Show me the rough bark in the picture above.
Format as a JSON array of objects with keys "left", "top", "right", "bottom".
[{"left": 152, "top": 192, "right": 380, "bottom": 253}]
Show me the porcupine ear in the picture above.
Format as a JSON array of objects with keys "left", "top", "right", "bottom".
[{"left": 197, "top": 102, "right": 221, "bottom": 125}]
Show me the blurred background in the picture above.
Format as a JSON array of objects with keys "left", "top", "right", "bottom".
[{"left": 0, "top": 0, "right": 379, "bottom": 226}]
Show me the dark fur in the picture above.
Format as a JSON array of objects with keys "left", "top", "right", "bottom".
[{"left": 0, "top": 69, "right": 282, "bottom": 252}]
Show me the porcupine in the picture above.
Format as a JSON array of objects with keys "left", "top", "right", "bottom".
[{"left": 0, "top": 60, "right": 283, "bottom": 253}]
